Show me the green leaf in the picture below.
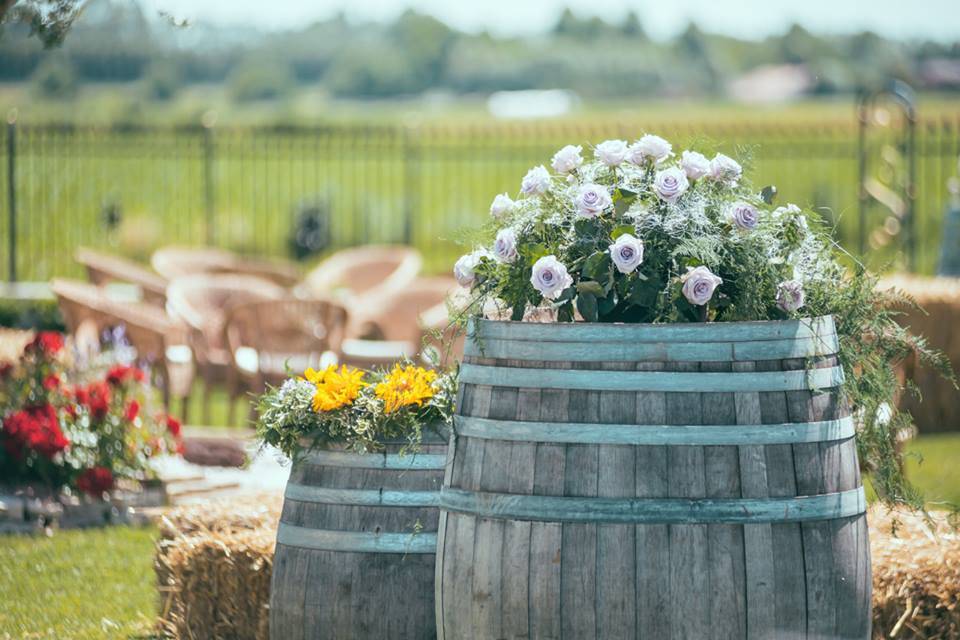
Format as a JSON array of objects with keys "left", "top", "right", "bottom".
[
  {"left": 576, "top": 280, "right": 605, "bottom": 296},
  {"left": 576, "top": 292, "right": 599, "bottom": 322},
  {"left": 598, "top": 292, "right": 617, "bottom": 317},
  {"left": 557, "top": 302, "right": 574, "bottom": 322},
  {"left": 582, "top": 251, "right": 611, "bottom": 280},
  {"left": 610, "top": 224, "right": 636, "bottom": 240},
  {"left": 574, "top": 217, "right": 601, "bottom": 237},
  {"left": 614, "top": 188, "right": 638, "bottom": 216},
  {"left": 627, "top": 277, "right": 658, "bottom": 307},
  {"left": 523, "top": 243, "right": 549, "bottom": 265}
]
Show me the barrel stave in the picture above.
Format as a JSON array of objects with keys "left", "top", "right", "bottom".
[{"left": 439, "top": 319, "right": 870, "bottom": 640}]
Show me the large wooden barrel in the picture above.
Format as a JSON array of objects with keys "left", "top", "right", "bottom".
[
  {"left": 270, "top": 431, "right": 447, "bottom": 640},
  {"left": 436, "top": 317, "right": 871, "bottom": 640}
]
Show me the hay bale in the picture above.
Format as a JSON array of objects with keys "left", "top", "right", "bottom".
[
  {"left": 870, "top": 506, "right": 960, "bottom": 639},
  {"left": 879, "top": 275, "right": 960, "bottom": 434},
  {"left": 155, "top": 495, "right": 280, "bottom": 640},
  {"left": 155, "top": 496, "right": 960, "bottom": 639}
]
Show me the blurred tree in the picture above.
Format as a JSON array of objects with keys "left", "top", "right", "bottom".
[
  {"left": 30, "top": 54, "right": 76, "bottom": 97},
  {"left": 621, "top": 11, "right": 647, "bottom": 40},
  {"left": 228, "top": 57, "right": 294, "bottom": 101},
  {"left": 0, "top": 0, "right": 85, "bottom": 47},
  {"left": 141, "top": 59, "right": 179, "bottom": 100}
]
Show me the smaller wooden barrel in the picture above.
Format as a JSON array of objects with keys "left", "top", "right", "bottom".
[{"left": 270, "top": 431, "right": 447, "bottom": 640}]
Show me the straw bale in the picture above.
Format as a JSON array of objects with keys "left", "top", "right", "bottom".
[
  {"left": 155, "top": 495, "right": 280, "bottom": 640},
  {"left": 871, "top": 506, "right": 960, "bottom": 639},
  {"left": 880, "top": 275, "right": 960, "bottom": 434}
]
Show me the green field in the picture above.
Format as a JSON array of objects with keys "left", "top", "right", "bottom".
[{"left": 1, "top": 89, "right": 958, "bottom": 282}]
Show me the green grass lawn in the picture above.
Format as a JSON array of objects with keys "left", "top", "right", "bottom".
[
  {"left": 1, "top": 433, "right": 958, "bottom": 638},
  {"left": 0, "top": 526, "right": 159, "bottom": 639}
]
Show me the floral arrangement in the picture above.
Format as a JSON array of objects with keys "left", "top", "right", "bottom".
[
  {"left": 0, "top": 331, "right": 184, "bottom": 497},
  {"left": 256, "top": 362, "right": 456, "bottom": 459},
  {"left": 452, "top": 134, "right": 954, "bottom": 509}
]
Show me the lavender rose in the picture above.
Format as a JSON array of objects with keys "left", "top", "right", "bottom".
[
  {"left": 680, "top": 150, "right": 711, "bottom": 180},
  {"left": 453, "top": 250, "right": 488, "bottom": 287},
  {"left": 530, "top": 255, "right": 573, "bottom": 300},
  {"left": 520, "top": 165, "right": 551, "bottom": 196},
  {"left": 594, "top": 139, "right": 629, "bottom": 167},
  {"left": 680, "top": 266, "right": 723, "bottom": 306},
  {"left": 551, "top": 144, "right": 583, "bottom": 174},
  {"left": 709, "top": 153, "right": 742, "bottom": 186},
  {"left": 608, "top": 233, "right": 645, "bottom": 274},
  {"left": 776, "top": 280, "right": 806, "bottom": 313},
  {"left": 489, "top": 193, "right": 515, "bottom": 218},
  {"left": 728, "top": 201, "right": 759, "bottom": 230},
  {"left": 653, "top": 167, "right": 690, "bottom": 204},
  {"left": 628, "top": 134, "right": 672, "bottom": 165},
  {"left": 493, "top": 228, "right": 519, "bottom": 264},
  {"left": 575, "top": 183, "right": 612, "bottom": 218}
]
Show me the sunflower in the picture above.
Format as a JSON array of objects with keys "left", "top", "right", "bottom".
[
  {"left": 303, "top": 365, "right": 367, "bottom": 412},
  {"left": 374, "top": 364, "right": 438, "bottom": 414}
]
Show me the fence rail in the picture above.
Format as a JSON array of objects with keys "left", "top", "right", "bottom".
[{"left": 2, "top": 116, "right": 958, "bottom": 282}]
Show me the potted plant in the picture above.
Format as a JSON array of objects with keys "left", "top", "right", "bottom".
[
  {"left": 437, "top": 135, "right": 953, "bottom": 639},
  {"left": 258, "top": 362, "right": 456, "bottom": 640}
]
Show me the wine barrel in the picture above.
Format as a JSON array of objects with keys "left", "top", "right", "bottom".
[
  {"left": 270, "top": 431, "right": 447, "bottom": 640},
  {"left": 436, "top": 317, "right": 871, "bottom": 640}
]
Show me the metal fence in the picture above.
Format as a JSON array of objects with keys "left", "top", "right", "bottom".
[{"left": 2, "top": 116, "right": 958, "bottom": 283}]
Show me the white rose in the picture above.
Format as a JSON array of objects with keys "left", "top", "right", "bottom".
[
  {"left": 530, "top": 255, "right": 573, "bottom": 300},
  {"left": 520, "top": 165, "right": 551, "bottom": 197},
  {"left": 493, "top": 228, "right": 519, "bottom": 264},
  {"left": 709, "top": 153, "right": 742, "bottom": 186},
  {"left": 453, "top": 250, "right": 488, "bottom": 287},
  {"left": 776, "top": 280, "right": 806, "bottom": 313},
  {"left": 628, "top": 134, "right": 672, "bottom": 165},
  {"left": 727, "top": 201, "right": 759, "bottom": 231},
  {"left": 551, "top": 144, "right": 583, "bottom": 174},
  {"left": 575, "top": 183, "right": 612, "bottom": 218},
  {"left": 608, "top": 233, "right": 645, "bottom": 274},
  {"left": 594, "top": 139, "right": 629, "bottom": 167},
  {"left": 680, "top": 150, "right": 711, "bottom": 180},
  {"left": 489, "top": 193, "right": 515, "bottom": 218},
  {"left": 653, "top": 167, "right": 690, "bottom": 204},
  {"left": 680, "top": 266, "right": 723, "bottom": 306}
]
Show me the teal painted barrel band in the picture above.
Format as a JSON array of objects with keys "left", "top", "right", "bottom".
[
  {"left": 470, "top": 316, "right": 835, "bottom": 344},
  {"left": 303, "top": 449, "right": 447, "bottom": 470},
  {"left": 454, "top": 415, "right": 855, "bottom": 446},
  {"left": 284, "top": 484, "right": 441, "bottom": 507},
  {"left": 439, "top": 486, "right": 866, "bottom": 524},
  {"left": 465, "top": 333, "right": 838, "bottom": 363},
  {"left": 276, "top": 523, "right": 437, "bottom": 554},
  {"left": 458, "top": 363, "right": 845, "bottom": 393}
]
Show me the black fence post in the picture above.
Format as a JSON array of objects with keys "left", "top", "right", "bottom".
[
  {"left": 6, "top": 111, "right": 17, "bottom": 283},
  {"left": 202, "top": 116, "right": 216, "bottom": 246},
  {"left": 402, "top": 126, "right": 418, "bottom": 246}
]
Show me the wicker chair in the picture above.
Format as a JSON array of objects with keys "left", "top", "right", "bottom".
[
  {"left": 75, "top": 247, "right": 168, "bottom": 306},
  {"left": 339, "top": 277, "right": 461, "bottom": 369},
  {"left": 223, "top": 298, "right": 349, "bottom": 422},
  {"left": 165, "top": 274, "right": 287, "bottom": 425},
  {"left": 299, "top": 245, "right": 423, "bottom": 305},
  {"left": 50, "top": 278, "right": 194, "bottom": 418},
  {"left": 151, "top": 245, "right": 301, "bottom": 288}
]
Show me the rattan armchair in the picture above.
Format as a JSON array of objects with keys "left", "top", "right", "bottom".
[
  {"left": 75, "top": 247, "right": 168, "bottom": 306},
  {"left": 299, "top": 245, "right": 422, "bottom": 304},
  {"left": 151, "top": 245, "right": 301, "bottom": 288},
  {"left": 165, "top": 274, "right": 287, "bottom": 425}
]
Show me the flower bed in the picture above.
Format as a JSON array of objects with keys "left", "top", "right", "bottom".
[{"left": 0, "top": 331, "right": 183, "bottom": 529}]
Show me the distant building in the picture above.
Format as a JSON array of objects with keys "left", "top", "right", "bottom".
[
  {"left": 919, "top": 58, "right": 960, "bottom": 90},
  {"left": 727, "top": 64, "right": 814, "bottom": 104}
]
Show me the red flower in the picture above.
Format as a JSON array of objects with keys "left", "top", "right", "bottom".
[
  {"left": 76, "top": 466, "right": 114, "bottom": 495},
  {"left": 125, "top": 400, "right": 140, "bottom": 422},
  {"left": 2, "top": 404, "right": 69, "bottom": 459},
  {"left": 165, "top": 415, "right": 182, "bottom": 438},
  {"left": 25, "top": 332, "right": 64, "bottom": 357},
  {"left": 106, "top": 365, "right": 146, "bottom": 387},
  {"left": 82, "top": 381, "right": 111, "bottom": 420},
  {"left": 42, "top": 374, "right": 60, "bottom": 390}
]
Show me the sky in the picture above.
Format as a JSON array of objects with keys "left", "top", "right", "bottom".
[{"left": 138, "top": 0, "right": 960, "bottom": 42}]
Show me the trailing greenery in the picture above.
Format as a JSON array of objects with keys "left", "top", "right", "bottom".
[
  {"left": 453, "top": 135, "right": 955, "bottom": 510},
  {"left": 0, "top": 298, "right": 64, "bottom": 331},
  {"left": 256, "top": 362, "right": 457, "bottom": 460}
]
